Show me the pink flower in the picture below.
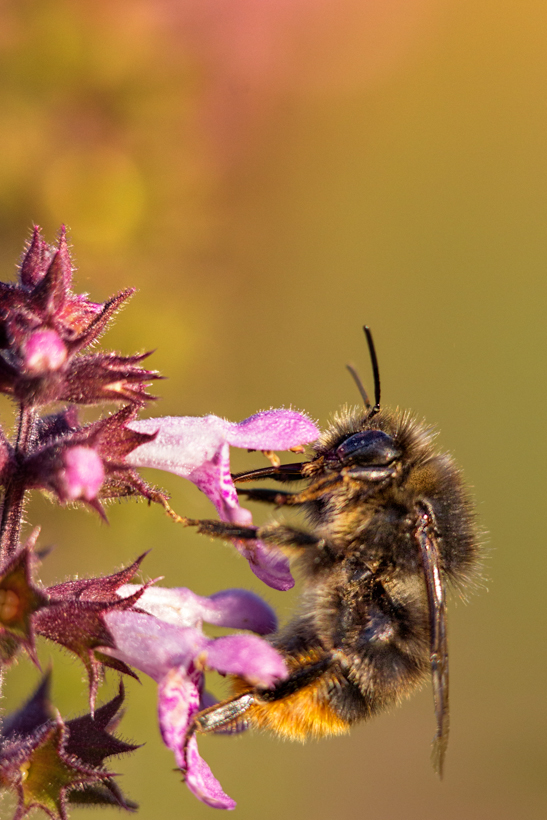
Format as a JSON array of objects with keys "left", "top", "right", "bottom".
[
  {"left": 105, "top": 585, "right": 286, "bottom": 809},
  {"left": 127, "top": 410, "right": 319, "bottom": 589}
]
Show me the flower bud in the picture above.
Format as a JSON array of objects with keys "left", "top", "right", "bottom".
[
  {"left": 23, "top": 329, "right": 67, "bottom": 375},
  {"left": 59, "top": 446, "right": 104, "bottom": 502}
]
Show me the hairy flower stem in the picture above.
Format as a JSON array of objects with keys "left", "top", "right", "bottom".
[{"left": 0, "top": 405, "right": 37, "bottom": 562}]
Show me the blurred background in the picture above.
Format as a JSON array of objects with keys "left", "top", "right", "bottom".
[{"left": 1, "top": 1, "right": 546, "bottom": 818}]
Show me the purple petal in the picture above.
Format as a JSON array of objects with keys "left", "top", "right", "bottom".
[
  {"left": 116, "top": 585, "right": 208, "bottom": 629},
  {"left": 158, "top": 666, "right": 236, "bottom": 810},
  {"left": 238, "top": 540, "right": 295, "bottom": 591},
  {"left": 157, "top": 665, "right": 201, "bottom": 769},
  {"left": 225, "top": 409, "right": 319, "bottom": 451},
  {"left": 118, "top": 585, "right": 278, "bottom": 634},
  {"left": 105, "top": 610, "right": 286, "bottom": 687},
  {"left": 126, "top": 416, "right": 244, "bottom": 525},
  {"left": 126, "top": 412, "right": 311, "bottom": 590},
  {"left": 206, "top": 634, "right": 288, "bottom": 687},
  {"left": 126, "top": 411, "right": 318, "bottom": 524},
  {"left": 127, "top": 411, "right": 318, "bottom": 478},
  {"left": 127, "top": 415, "right": 230, "bottom": 478},
  {"left": 204, "top": 589, "right": 278, "bottom": 634},
  {"left": 103, "top": 610, "right": 207, "bottom": 681},
  {"left": 185, "top": 735, "right": 236, "bottom": 810},
  {"left": 186, "top": 441, "right": 242, "bottom": 524}
]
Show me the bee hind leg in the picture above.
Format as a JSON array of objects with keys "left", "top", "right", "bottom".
[
  {"left": 188, "top": 656, "right": 334, "bottom": 745},
  {"left": 190, "top": 693, "right": 256, "bottom": 737}
]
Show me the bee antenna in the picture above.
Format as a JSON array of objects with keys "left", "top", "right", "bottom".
[
  {"left": 346, "top": 364, "right": 371, "bottom": 410},
  {"left": 363, "top": 325, "right": 381, "bottom": 418}
]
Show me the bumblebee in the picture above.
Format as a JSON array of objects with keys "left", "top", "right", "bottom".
[{"left": 187, "top": 328, "right": 479, "bottom": 777}]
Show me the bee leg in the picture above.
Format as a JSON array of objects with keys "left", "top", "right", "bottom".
[
  {"left": 187, "top": 656, "right": 332, "bottom": 743},
  {"left": 166, "top": 513, "right": 328, "bottom": 552},
  {"left": 191, "top": 693, "right": 256, "bottom": 736},
  {"left": 182, "top": 694, "right": 255, "bottom": 773},
  {"left": 180, "top": 693, "right": 256, "bottom": 777},
  {"left": 254, "top": 656, "right": 332, "bottom": 701},
  {"left": 258, "top": 521, "right": 335, "bottom": 553},
  {"left": 238, "top": 482, "right": 343, "bottom": 507},
  {"left": 232, "top": 462, "right": 308, "bottom": 484},
  {"left": 236, "top": 487, "right": 301, "bottom": 506},
  {"left": 271, "top": 472, "right": 343, "bottom": 505},
  {"left": 164, "top": 515, "right": 260, "bottom": 541}
]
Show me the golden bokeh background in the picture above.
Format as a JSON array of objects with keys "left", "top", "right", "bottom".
[{"left": 1, "top": 1, "right": 546, "bottom": 818}]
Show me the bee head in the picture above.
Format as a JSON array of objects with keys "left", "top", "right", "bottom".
[
  {"left": 318, "top": 326, "right": 402, "bottom": 481},
  {"left": 332, "top": 429, "right": 402, "bottom": 481}
]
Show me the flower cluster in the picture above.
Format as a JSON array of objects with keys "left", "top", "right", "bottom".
[{"left": 0, "top": 229, "right": 319, "bottom": 818}]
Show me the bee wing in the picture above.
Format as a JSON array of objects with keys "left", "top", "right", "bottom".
[{"left": 415, "top": 503, "right": 449, "bottom": 779}]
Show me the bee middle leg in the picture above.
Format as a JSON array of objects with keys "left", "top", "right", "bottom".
[{"left": 173, "top": 515, "right": 332, "bottom": 553}]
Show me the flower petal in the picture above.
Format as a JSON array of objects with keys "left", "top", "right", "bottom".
[
  {"left": 127, "top": 411, "right": 318, "bottom": 479},
  {"left": 126, "top": 412, "right": 317, "bottom": 590},
  {"left": 205, "top": 634, "right": 288, "bottom": 687},
  {"left": 23, "top": 329, "right": 67, "bottom": 375},
  {"left": 238, "top": 540, "right": 295, "bottom": 591},
  {"left": 185, "top": 735, "right": 236, "bottom": 810},
  {"left": 187, "top": 440, "right": 240, "bottom": 523},
  {"left": 158, "top": 666, "right": 236, "bottom": 810},
  {"left": 204, "top": 588, "right": 278, "bottom": 634},
  {"left": 127, "top": 411, "right": 318, "bottom": 523},
  {"left": 61, "top": 446, "right": 104, "bottom": 501},
  {"left": 225, "top": 409, "right": 319, "bottom": 451},
  {"left": 117, "top": 585, "right": 278, "bottom": 634},
  {"left": 126, "top": 415, "right": 230, "bottom": 478},
  {"left": 157, "top": 665, "right": 201, "bottom": 770},
  {"left": 103, "top": 610, "right": 206, "bottom": 681},
  {"left": 116, "top": 585, "right": 206, "bottom": 629}
]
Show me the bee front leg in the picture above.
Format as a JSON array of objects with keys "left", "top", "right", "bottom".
[{"left": 237, "top": 487, "right": 300, "bottom": 506}]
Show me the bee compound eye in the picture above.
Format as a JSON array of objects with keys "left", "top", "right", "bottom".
[{"left": 335, "top": 430, "right": 401, "bottom": 466}]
